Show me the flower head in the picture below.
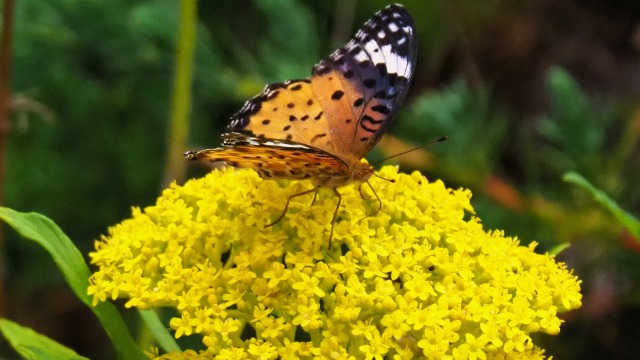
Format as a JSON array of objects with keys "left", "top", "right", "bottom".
[{"left": 88, "top": 166, "right": 582, "bottom": 358}]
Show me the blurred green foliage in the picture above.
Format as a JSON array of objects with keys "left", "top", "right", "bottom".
[
  {"left": 3, "top": 0, "right": 640, "bottom": 358},
  {"left": 395, "top": 79, "right": 508, "bottom": 184}
]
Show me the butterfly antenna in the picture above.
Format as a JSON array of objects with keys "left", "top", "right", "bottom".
[
  {"left": 373, "top": 136, "right": 448, "bottom": 166},
  {"left": 371, "top": 171, "right": 396, "bottom": 183}
]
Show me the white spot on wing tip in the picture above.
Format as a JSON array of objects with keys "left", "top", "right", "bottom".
[
  {"left": 365, "top": 39, "right": 386, "bottom": 65},
  {"left": 354, "top": 51, "right": 368, "bottom": 63}
]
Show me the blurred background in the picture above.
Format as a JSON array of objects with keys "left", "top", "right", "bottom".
[{"left": 1, "top": 0, "right": 639, "bottom": 358}]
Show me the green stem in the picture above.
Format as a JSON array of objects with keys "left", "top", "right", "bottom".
[
  {"left": 139, "top": 309, "right": 181, "bottom": 353},
  {"left": 163, "top": 0, "right": 197, "bottom": 187},
  {"left": 0, "top": 0, "right": 16, "bottom": 317}
]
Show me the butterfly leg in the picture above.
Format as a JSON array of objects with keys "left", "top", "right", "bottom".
[
  {"left": 355, "top": 181, "right": 382, "bottom": 226},
  {"left": 358, "top": 183, "right": 369, "bottom": 199},
  {"left": 328, "top": 188, "right": 343, "bottom": 248},
  {"left": 265, "top": 187, "right": 320, "bottom": 228}
]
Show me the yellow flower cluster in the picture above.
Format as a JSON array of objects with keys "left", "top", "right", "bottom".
[{"left": 88, "top": 166, "right": 582, "bottom": 359}]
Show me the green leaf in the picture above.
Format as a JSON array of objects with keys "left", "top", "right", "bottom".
[
  {"left": 0, "top": 318, "right": 89, "bottom": 360},
  {"left": 139, "top": 309, "right": 181, "bottom": 353},
  {"left": 548, "top": 242, "right": 571, "bottom": 256},
  {"left": 563, "top": 172, "right": 640, "bottom": 240},
  {"left": 0, "top": 207, "right": 146, "bottom": 360},
  {"left": 540, "top": 67, "right": 607, "bottom": 175}
]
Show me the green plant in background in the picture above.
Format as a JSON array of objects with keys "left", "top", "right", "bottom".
[
  {"left": 536, "top": 68, "right": 610, "bottom": 179},
  {"left": 163, "top": 0, "right": 197, "bottom": 186},
  {"left": 390, "top": 79, "right": 508, "bottom": 185},
  {"left": 563, "top": 172, "right": 640, "bottom": 243},
  {"left": 519, "top": 67, "right": 639, "bottom": 254}
]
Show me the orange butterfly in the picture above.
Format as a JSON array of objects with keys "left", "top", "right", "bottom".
[{"left": 186, "top": 4, "right": 417, "bottom": 244}]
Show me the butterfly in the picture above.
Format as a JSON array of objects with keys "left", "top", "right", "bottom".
[{"left": 186, "top": 4, "right": 417, "bottom": 244}]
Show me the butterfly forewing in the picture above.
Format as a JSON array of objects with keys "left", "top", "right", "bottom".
[
  {"left": 310, "top": 4, "right": 417, "bottom": 159},
  {"left": 188, "top": 133, "right": 348, "bottom": 180}
]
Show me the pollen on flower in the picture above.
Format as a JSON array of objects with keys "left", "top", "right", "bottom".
[{"left": 88, "top": 166, "right": 582, "bottom": 359}]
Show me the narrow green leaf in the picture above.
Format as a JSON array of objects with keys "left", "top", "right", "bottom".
[
  {"left": 0, "top": 318, "right": 89, "bottom": 360},
  {"left": 563, "top": 172, "right": 640, "bottom": 240},
  {"left": 139, "top": 309, "right": 181, "bottom": 353},
  {"left": 548, "top": 242, "right": 571, "bottom": 256},
  {"left": 0, "top": 207, "right": 146, "bottom": 360}
]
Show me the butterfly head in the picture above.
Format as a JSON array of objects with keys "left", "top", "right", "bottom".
[{"left": 351, "top": 161, "right": 375, "bottom": 183}]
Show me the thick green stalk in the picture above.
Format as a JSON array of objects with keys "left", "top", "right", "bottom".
[{"left": 164, "top": 0, "right": 197, "bottom": 187}]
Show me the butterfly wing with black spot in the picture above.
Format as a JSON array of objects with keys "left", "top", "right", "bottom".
[
  {"left": 310, "top": 4, "right": 417, "bottom": 160},
  {"left": 223, "top": 79, "right": 341, "bottom": 156}
]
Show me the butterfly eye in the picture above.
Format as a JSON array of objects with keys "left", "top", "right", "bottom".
[{"left": 351, "top": 163, "right": 375, "bottom": 182}]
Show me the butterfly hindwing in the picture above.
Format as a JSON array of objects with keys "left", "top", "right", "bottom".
[
  {"left": 187, "top": 133, "right": 348, "bottom": 180},
  {"left": 225, "top": 80, "right": 342, "bottom": 157}
]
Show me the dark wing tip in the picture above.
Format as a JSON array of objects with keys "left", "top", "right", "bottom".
[
  {"left": 381, "top": 3, "right": 415, "bottom": 23},
  {"left": 385, "top": 3, "right": 411, "bottom": 13}
]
